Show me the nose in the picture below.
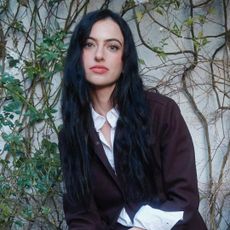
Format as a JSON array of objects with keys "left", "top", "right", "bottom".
[{"left": 95, "top": 46, "right": 104, "bottom": 61}]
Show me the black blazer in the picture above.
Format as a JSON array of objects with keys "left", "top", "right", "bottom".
[{"left": 58, "top": 91, "right": 207, "bottom": 230}]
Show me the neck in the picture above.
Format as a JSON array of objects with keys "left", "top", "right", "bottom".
[{"left": 90, "top": 85, "right": 115, "bottom": 116}]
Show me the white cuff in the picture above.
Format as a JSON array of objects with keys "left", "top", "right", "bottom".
[
  {"left": 133, "top": 205, "right": 183, "bottom": 230},
  {"left": 117, "top": 207, "right": 133, "bottom": 227},
  {"left": 117, "top": 205, "right": 183, "bottom": 230}
]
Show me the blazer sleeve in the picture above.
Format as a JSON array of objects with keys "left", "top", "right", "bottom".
[
  {"left": 157, "top": 98, "right": 200, "bottom": 226},
  {"left": 63, "top": 193, "right": 106, "bottom": 229},
  {"left": 58, "top": 130, "right": 128, "bottom": 230}
]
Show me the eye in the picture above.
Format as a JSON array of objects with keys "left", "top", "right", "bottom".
[
  {"left": 108, "top": 44, "right": 120, "bottom": 52},
  {"left": 83, "top": 41, "right": 95, "bottom": 48}
]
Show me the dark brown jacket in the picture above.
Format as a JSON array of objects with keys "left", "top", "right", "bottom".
[{"left": 58, "top": 92, "right": 207, "bottom": 230}]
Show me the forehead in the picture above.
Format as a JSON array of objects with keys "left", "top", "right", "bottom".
[{"left": 89, "top": 18, "right": 124, "bottom": 43}]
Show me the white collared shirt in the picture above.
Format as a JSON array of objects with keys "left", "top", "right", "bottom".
[
  {"left": 91, "top": 106, "right": 119, "bottom": 170},
  {"left": 91, "top": 106, "right": 183, "bottom": 229}
]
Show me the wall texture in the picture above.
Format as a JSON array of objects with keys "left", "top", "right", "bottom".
[{"left": 0, "top": 0, "right": 229, "bottom": 229}]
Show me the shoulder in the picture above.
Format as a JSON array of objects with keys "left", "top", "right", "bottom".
[
  {"left": 144, "top": 90, "right": 179, "bottom": 113},
  {"left": 144, "top": 90, "right": 186, "bottom": 134}
]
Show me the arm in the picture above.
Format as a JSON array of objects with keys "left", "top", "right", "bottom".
[
  {"left": 58, "top": 130, "right": 104, "bottom": 229},
  {"left": 63, "top": 193, "right": 106, "bottom": 229},
  {"left": 117, "top": 95, "right": 205, "bottom": 230},
  {"left": 59, "top": 130, "right": 128, "bottom": 230},
  {"left": 128, "top": 97, "right": 201, "bottom": 229},
  {"left": 158, "top": 99, "right": 200, "bottom": 226},
  {"left": 63, "top": 193, "right": 129, "bottom": 230}
]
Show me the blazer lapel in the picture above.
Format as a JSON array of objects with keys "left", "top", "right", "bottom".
[{"left": 89, "top": 126, "right": 122, "bottom": 191}]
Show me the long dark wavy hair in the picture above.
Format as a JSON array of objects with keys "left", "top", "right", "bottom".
[{"left": 61, "top": 9, "right": 158, "bottom": 205}]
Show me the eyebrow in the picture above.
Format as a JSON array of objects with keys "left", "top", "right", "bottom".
[{"left": 87, "top": 36, "right": 123, "bottom": 46}]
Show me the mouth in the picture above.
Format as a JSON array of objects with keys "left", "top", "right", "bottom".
[{"left": 90, "top": 65, "right": 109, "bottom": 74}]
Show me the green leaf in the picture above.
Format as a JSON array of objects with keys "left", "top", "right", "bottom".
[
  {"left": 138, "top": 58, "right": 146, "bottom": 65},
  {"left": 172, "top": 23, "right": 181, "bottom": 36},
  {"left": 0, "top": 203, "right": 11, "bottom": 219},
  {"left": 136, "top": 11, "right": 144, "bottom": 23},
  {"left": 202, "top": 37, "right": 210, "bottom": 46},
  {"left": 198, "top": 15, "right": 206, "bottom": 24},
  {"left": 3, "top": 100, "right": 21, "bottom": 114},
  {"left": 155, "top": 7, "right": 164, "bottom": 15},
  {"left": 41, "top": 206, "right": 51, "bottom": 216},
  {"left": 8, "top": 57, "right": 20, "bottom": 68},
  {"left": 24, "top": 107, "right": 46, "bottom": 124},
  {"left": 14, "top": 220, "right": 24, "bottom": 227},
  {"left": 184, "top": 17, "right": 194, "bottom": 26},
  {"left": 197, "top": 31, "right": 203, "bottom": 39},
  {"left": 207, "top": 7, "right": 216, "bottom": 15}
]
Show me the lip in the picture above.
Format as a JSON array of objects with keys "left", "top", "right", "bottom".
[{"left": 90, "top": 65, "right": 109, "bottom": 74}]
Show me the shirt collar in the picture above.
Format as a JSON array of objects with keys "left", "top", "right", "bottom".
[{"left": 91, "top": 106, "right": 119, "bottom": 132}]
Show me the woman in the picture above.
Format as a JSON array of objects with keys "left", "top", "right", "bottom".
[{"left": 59, "top": 9, "right": 207, "bottom": 230}]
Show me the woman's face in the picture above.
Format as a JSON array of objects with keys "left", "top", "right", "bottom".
[{"left": 82, "top": 18, "right": 124, "bottom": 90}]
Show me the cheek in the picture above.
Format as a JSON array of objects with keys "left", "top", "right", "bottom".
[
  {"left": 82, "top": 50, "right": 92, "bottom": 65},
  {"left": 117, "top": 59, "right": 123, "bottom": 71},
  {"left": 112, "top": 54, "right": 123, "bottom": 68},
  {"left": 82, "top": 52, "right": 87, "bottom": 65},
  {"left": 82, "top": 58, "right": 91, "bottom": 75}
]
